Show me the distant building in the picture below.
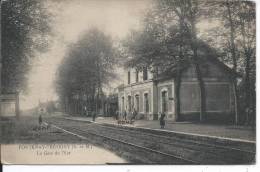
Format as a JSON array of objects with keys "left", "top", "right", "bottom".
[
  {"left": 118, "top": 58, "right": 238, "bottom": 122},
  {"left": 0, "top": 93, "right": 19, "bottom": 117},
  {"left": 103, "top": 93, "right": 118, "bottom": 117}
]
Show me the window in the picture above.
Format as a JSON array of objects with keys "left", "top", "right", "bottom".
[
  {"left": 143, "top": 68, "right": 148, "bottom": 81},
  {"left": 135, "top": 70, "right": 139, "bottom": 83},
  {"left": 135, "top": 95, "right": 140, "bottom": 112},
  {"left": 128, "top": 71, "right": 131, "bottom": 84},
  {"left": 162, "top": 91, "right": 168, "bottom": 112},
  {"left": 144, "top": 93, "right": 149, "bottom": 113}
]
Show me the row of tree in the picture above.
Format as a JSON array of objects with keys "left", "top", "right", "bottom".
[
  {"left": 55, "top": 29, "right": 118, "bottom": 115},
  {"left": 122, "top": 0, "right": 255, "bottom": 125}
]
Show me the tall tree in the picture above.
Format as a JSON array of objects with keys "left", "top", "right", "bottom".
[
  {"left": 56, "top": 28, "right": 117, "bottom": 115},
  {"left": 124, "top": 0, "right": 207, "bottom": 121},
  {"left": 122, "top": 7, "right": 187, "bottom": 121},
  {"left": 225, "top": 0, "right": 239, "bottom": 124},
  {"left": 236, "top": 2, "right": 255, "bottom": 125},
  {"left": 204, "top": 0, "right": 256, "bottom": 125},
  {"left": 1, "top": 0, "right": 51, "bottom": 93},
  {"left": 167, "top": 0, "right": 206, "bottom": 121}
]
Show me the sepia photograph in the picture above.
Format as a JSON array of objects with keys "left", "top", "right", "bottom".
[{"left": 0, "top": 0, "right": 256, "bottom": 165}]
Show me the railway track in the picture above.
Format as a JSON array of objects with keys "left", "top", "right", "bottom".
[
  {"left": 45, "top": 121, "right": 197, "bottom": 164},
  {"left": 90, "top": 122, "right": 255, "bottom": 153},
  {"left": 45, "top": 117, "right": 255, "bottom": 164}
]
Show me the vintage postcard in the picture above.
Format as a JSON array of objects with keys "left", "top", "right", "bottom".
[{"left": 0, "top": 0, "right": 256, "bottom": 166}]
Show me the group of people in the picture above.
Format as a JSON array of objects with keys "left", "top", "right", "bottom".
[
  {"left": 115, "top": 109, "right": 166, "bottom": 128},
  {"left": 39, "top": 109, "right": 166, "bottom": 128},
  {"left": 115, "top": 108, "right": 138, "bottom": 124},
  {"left": 37, "top": 107, "right": 166, "bottom": 129}
]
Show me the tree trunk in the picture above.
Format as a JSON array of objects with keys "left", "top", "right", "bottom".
[
  {"left": 245, "top": 51, "right": 250, "bottom": 123},
  {"left": 174, "top": 68, "right": 182, "bottom": 121},
  {"left": 190, "top": 14, "right": 206, "bottom": 122},
  {"left": 193, "top": 57, "right": 206, "bottom": 122},
  {"left": 226, "top": 0, "right": 239, "bottom": 125},
  {"left": 244, "top": 49, "right": 255, "bottom": 127},
  {"left": 174, "top": 13, "right": 186, "bottom": 122},
  {"left": 95, "top": 87, "right": 99, "bottom": 115},
  {"left": 232, "top": 81, "right": 238, "bottom": 124},
  {"left": 68, "top": 97, "right": 71, "bottom": 114},
  {"left": 65, "top": 96, "right": 69, "bottom": 114}
]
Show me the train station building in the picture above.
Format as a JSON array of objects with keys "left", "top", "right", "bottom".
[{"left": 118, "top": 56, "right": 238, "bottom": 122}]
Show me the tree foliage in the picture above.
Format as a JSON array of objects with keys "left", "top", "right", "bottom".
[
  {"left": 202, "top": 0, "right": 256, "bottom": 124},
  {"left": 56, "top": 28, "right": 117, "bottom": 114},
  {"left": 123, "top": 0, "right": 211, "bottom": 121},
  {"left": 1, "top": 0, "right": 51, "bottom": 93},
  {"left": 122, "top": 0, "right": 256, "bottom": 124}
]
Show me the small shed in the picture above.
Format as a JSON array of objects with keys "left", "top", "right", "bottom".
[{"left": 0, "top": 93, "right": 19, "bottom": 117}]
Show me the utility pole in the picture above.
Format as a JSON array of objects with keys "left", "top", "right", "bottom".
[{"left": 0, "top": 5, "right": 2, "bottom": 117}]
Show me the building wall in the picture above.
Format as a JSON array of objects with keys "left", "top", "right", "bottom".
[
  {"left": 179, "top": 61, "right": 234, "bottom": 122},
  {"left": 123, "top": 68, "right": 153, "bottom": 85},
  {"left": 118, "top": 80, "right": 154, "bottom": 119},
  {"left": 119, "top": 67, "right": 154, "bottom": 119},
  {"left": 118, "top": 60, "right": 235, "bottom": 122}
]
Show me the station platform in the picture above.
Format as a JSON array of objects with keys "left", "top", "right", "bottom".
[{"left": 62, "top": 115, "right": 256, "bottom": 142}]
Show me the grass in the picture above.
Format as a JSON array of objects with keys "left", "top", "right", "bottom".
[{"left": 0, "top": 116, "right": 87, "bottom": 144}]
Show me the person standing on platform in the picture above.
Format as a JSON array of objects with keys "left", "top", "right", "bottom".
[
  {"left": 124, "top": 110, "right": 127, "bottom": 121},
  {"left": 159, "top": 112, "right": 166, "bottom": 129},
  {"left": 115, "top": 110, "right": 119, "bottom": 120}
]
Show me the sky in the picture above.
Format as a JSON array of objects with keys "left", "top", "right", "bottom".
[
  {"left": 19, "top": 0, "right": 220, "bottom": 110},
  {"left": 20, "top": 0, "right": 151, "bottom": 110}
]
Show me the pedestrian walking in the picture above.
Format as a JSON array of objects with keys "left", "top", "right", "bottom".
[{"left": 159, "top": 112, "right": 166, "bottom": 129}]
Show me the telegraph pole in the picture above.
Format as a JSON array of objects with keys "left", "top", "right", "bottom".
[{"left": 0, "top": 5, "right": 2, "bottom": 117}]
